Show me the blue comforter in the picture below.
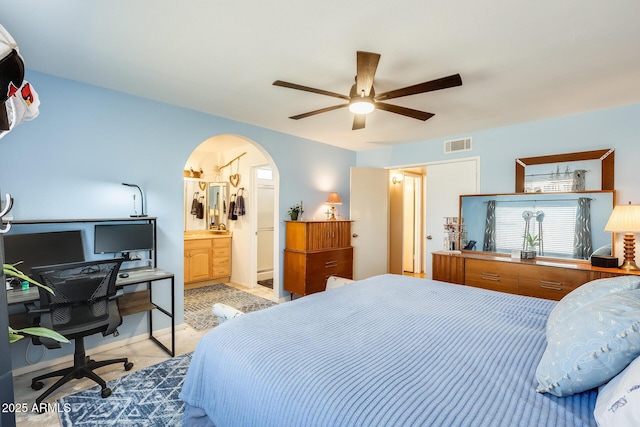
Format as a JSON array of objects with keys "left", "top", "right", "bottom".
[{"left": 180, "top": 274, "right": 597, "bottom": 427}]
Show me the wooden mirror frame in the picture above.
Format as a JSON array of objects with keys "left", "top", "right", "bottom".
[{"left": 515, "top": 149, "right": 614, "bottom": 193}]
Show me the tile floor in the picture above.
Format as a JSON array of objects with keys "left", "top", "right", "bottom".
[{"left": 11, "top": 282, "right": 276, "bottom": 427}]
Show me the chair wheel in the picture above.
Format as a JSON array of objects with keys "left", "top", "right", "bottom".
[
  {"left": 101, "top": 387, "right": 112, "bottom": 398},
  {"left": 31, "top": 381, "right": 44, "bottom": 391},
  {"left": 124, "top": 362, "right": 134, "bottom": 371}
]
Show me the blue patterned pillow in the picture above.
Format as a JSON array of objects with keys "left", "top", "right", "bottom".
[
  {"left": 536, "top": 289, "right": 640, "bottom": 397},
  {"left": 547, "top": 275, "right": 640, "bottom": 330}
]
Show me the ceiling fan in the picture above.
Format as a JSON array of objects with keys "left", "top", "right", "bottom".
[{"left": 273, "top": 51, "right": 462, "bottom": 130}]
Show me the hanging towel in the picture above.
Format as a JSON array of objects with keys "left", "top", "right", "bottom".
[
  {"left": 191, "top": 198, "right": 199, "bottom": 215},
  {"left": 235, "top": 194, "right": 245, "bottom": 216},
  {"left": 196, "top": 200, "right": 204, "bottom": 219},
  {"left": 228, "top": 195, "right": 238, "bottom": 221}
]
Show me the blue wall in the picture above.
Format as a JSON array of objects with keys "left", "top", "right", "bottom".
[
  {"left": 0, "top": 71, "right": 356, "bottom": 369},
  {"left": 357, "top": 103, "right": 640, "bottom": 205}
]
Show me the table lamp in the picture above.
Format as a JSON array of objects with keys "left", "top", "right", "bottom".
[
  {"left": 604, "top": 202, "right": 640, "bottom": 270},
  {"left": 326, "top": 192, "right": 342, "bottom": 221}
]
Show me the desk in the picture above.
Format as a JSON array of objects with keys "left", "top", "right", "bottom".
[{"left": 7, "top": 267, "right": 175, "bottom": 357}]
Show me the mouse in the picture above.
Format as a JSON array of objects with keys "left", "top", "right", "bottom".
[{"left": 119, "top": 273, "right": 129, "bottom": 278}]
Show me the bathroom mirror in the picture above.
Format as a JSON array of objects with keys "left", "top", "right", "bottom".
[
  {"left": 460, "top": 190, "right": 615, "bottom": 261},
  {"left": 208, "top": 182, "right": 229, "bottom": 228}
]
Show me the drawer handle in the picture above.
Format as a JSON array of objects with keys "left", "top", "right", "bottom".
[
  {"left": 539, "top": 282, "right": 563, "bottom": 291},
  {"left": 480, "top": 273, "right": 500, "bottom": 281},
  {"left": 325, "top": 261, "right": 338, "bottom": 268}
]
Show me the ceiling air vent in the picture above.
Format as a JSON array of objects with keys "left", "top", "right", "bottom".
[{"left": 444, "top": 137, "right": 472, "bottom": 154}]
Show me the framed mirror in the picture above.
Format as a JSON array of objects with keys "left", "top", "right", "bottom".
[
  {"left": 460, "top": 190, "right": 615, "bottom": 261},
  {"left": 208, "top": 182, "right": 229, "bottom": 228},
  {"left": 515, "top": 149, "right": 614, "bottom": 193}
]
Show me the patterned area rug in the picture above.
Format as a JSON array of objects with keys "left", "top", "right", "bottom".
[
  {"left": 184, "top": 283, "right": 277, "bottom": 330},
  {"left": 58, "top": 352, "right": 192, "bottom": 427}
]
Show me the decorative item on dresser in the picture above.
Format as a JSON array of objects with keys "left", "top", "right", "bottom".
[
  {"left": 604, "top": 202, "right": 640, "bottom": 271},
  {"left": 432, "top": 251, "right": 640, "bottom": 301},
  {"left": 284, "top": 220, "right": 353, "bottom": 296},
  {"left": 325, "top": 192, "right": 342, "bottom": 220}
]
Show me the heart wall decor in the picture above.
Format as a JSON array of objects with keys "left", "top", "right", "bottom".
[{"left": 229, "top": 174, "right": 240, "bottom": 187}]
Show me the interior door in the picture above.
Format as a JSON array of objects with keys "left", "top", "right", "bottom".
[
  {"left": 424, "top": 158, "right": 479, "bottom": 279},
  {"left": 350, "top": 167, "right": 389, "bottom": 280}
]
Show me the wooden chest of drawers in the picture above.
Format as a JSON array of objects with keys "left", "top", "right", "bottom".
[
  {"left": 284, "top": 221, "right": 353, "bottom": 296},
  {"left": 518, "top": 264, "right": 588, "bottom": 300},
  {"left": 433, "top": 251, "right": 635, "bottom": 301},
  {"left": 465, "top": 258, "right": 519, "bottom": 294}
]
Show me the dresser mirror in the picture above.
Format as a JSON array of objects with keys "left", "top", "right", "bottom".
[
  {"left": 515, "top": 149, "right": 614, "bottom": 193},
  {"left": 459, "top": 190, "right": 615, "bottom": 261}
]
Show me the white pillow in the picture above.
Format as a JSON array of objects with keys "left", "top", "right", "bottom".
[{"left": 595, "top": 356, "right": 640, "bottom": 427}]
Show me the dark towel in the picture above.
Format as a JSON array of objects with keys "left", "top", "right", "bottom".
[
  {"left": 228, "top": 200, "right": 237, "bottom": 220},
  {"left": 235, "top": 195, "right": 245, "bottom": 216},
  {"left": 196, "top": 201, "right": 204, "bottom": 219},
  {"left": 191, "top": 198, "right": 199, "bottom": 215}
]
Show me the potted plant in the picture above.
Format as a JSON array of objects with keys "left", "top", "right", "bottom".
[
  {"left": 522, "top": 233, "right": 539, "bottom": 259},
  {"left": 288, "top": 201, "right": 304, "bottom": 221},
  {"left": 4, "top": 263, "right": 69, "bottom": 344}
]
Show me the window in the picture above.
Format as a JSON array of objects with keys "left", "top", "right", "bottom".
[
  {"left": 494, "top": 201, "right": 577, "bottom": 258},
  {"left": 256, "top": 167, "right": 272, "bottom": 180}
]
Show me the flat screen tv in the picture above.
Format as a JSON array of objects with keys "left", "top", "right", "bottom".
[
  {"left": 94, "top": 223, "right": 154, "bottom": 256},
  {"left": 3, "top": 230, "right": 85, "bottom": 277}
]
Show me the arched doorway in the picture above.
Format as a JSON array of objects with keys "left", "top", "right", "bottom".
[{"left": 182, "top": 134, "right": 281, "bottom": 305}]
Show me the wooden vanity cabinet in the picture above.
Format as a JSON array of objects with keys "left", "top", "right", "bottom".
[
  {"left": 184, "top": 239, "right": 213, "bottom": 283},
  {"left": 284, "top": 221, "right": 353, "bottom": 296},
  {"left": 185, "top": 236, "right": 231, "bottom": 284}
]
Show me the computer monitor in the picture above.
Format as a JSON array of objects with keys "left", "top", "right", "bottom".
[
  {"left": 93, "top": 223, "right": 154, "bottom": 259},
  {"left": 3, "top": 230, "right": 86, "bottom": 277}
]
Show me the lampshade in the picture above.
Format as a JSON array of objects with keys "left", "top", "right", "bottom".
[
  {"left": 326, "top": 192, "right": 342, "bottom": 205},
  {"left": 605, "top": 203, "right": 640, "bottom": 232}
]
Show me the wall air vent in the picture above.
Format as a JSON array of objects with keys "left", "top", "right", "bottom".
[{"left": 444, "top": 137, "right": 472, "bottom": 154}]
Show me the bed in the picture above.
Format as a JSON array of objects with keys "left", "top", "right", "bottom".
[{"left": 179, "top": 274, "right": 640, "bottom": 427}]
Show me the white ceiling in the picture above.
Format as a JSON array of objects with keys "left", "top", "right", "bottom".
[{"left": 2, "top": 0, "right": 640, "bottom": 151}]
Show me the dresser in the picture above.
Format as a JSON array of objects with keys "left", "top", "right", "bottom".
[
  {"left": 184, "top": 233, "right": 231, "bottom": 285},
  {"left": 433, "top": 251, "right": 634, "bottom": 301},
  {"left": 284, "top": 220, "right": 353, "bottom": 296}
]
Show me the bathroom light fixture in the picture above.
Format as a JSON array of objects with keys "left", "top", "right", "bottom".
[
  {"left": 605, "top": 201, "right": 640, "bottom": 270},
  {"left": 326, "top": 192, "right": 342, "bottom": 221},
  {"left": 122, "top": 183, "right": 147, "bottom": 217}
]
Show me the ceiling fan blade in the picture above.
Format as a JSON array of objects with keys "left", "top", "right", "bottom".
[
  {"left": 352, "top": 114, "right": 366, "bottom": 130},
  {"left": 375, "top": 102, "right": 435, "bottom": 121},
  {"left": 273, "top": 80, "right": 350, "bottom": 100},
  {"left": 289, "top": 104, "right": 348, "bottom": 120},
  {"left": 375, "top": 74, "right": 462, "bottom": 101},
  {"left": 356, "top": 51, "right": 381, "bottom": 97}
]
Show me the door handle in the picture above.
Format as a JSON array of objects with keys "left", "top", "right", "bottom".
[
  {"left": 352, "top": 233, "right": 358, "bottom": 238},
  {"left": 426, "top": 235, "right": 433, "bottom": 240}
]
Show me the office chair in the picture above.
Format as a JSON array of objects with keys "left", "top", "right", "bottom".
[{"left": 28, "top": 258, "right": 133, "bottom": 406}]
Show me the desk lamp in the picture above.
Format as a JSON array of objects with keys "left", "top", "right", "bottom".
[
  {"left": 122, "top": 183, "right": 148, "bottom": 217},
  {"left": 604, "top": 202, "right": 640, "bottom": 270},
  {"left": 326, "top": 192, "right": 342, "bottom": 221}
]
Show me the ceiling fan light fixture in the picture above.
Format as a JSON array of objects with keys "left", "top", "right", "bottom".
[{"left": 349, "top": 98, "right": 375, "bottom": 115}]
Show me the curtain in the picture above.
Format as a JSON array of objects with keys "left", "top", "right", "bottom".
[
  {"left": 573, "top": 197, "right": 592, "bottom": 259},
  {"left": 571, "top": 170, "right": 587, "bottom": 191},
  {"left": 483, "top": 200, "right": 496, "bottom": 252}
]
